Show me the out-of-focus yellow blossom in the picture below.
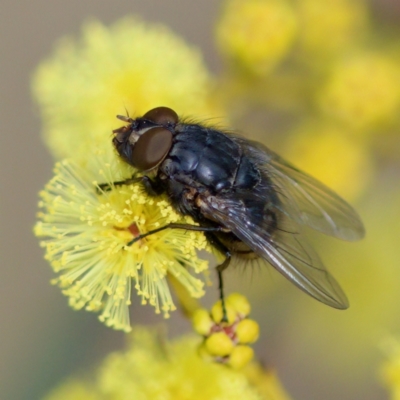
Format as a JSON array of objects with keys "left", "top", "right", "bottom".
[
  {"left": 318, "top": 52, "right": 400, "bottom": 130},
  {"left": 295, "top": 0, "right": 368, "bottom": 62},
  {"left": 244, "top": 363, "right": 292, "bottom": 400},
  {"left": 283, "top": 121, "right": 373, "bottom": 200},
  {"left": 193, "top": 293, "right": 260, "bottom": 369},
  {"left": 32, "top": 17, "right": 222, "bottom": 163},
  {"left": 34, "top": 150, "right": 210, "bottom": 332},
  {"left": 44, "top": 327, "right": 291, "bottom": 400},
  {"left": 216, "top": 0, "right": 297, "bottom": 76},
  {"left": 381, "top": 337, "right": 400, "bottom": 400}
]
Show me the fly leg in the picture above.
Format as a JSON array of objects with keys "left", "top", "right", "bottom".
[
  {"left": 97, "top": 175, "right": 164, "bottom": 196},
  {"left": 127, "top": 223, "right": 231, "bottom": 321},
  {"left": 97, "top": 176, "right": 138, "bottom": 192},
  {"left": 217, "top": 257, "right": 231, "bottom": 323},
  {"left": 205, "top": 233, "right": 231, "bottom": 323},
  {"left": 126, "top": 223, "right": 225, "bottom": 246}
]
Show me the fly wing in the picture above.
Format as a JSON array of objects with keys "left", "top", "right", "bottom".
[
  {"left": 232, "top": 138, "right": 365, "bottom": 242},
  {"left": 200, "top": 193, "right": 349, "bottom": 309}
]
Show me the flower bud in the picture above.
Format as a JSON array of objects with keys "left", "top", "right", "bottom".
[{"left": 205, "top": 332, "right": 234, "bottom": 356}]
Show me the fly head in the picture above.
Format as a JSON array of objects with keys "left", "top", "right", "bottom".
[{"left": 113, "top": 106, "right": 178, "bottom": 172}]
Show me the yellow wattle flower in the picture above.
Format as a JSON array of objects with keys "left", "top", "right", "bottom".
[
  {"left": 34, "top": 150, "right": 210, "bottom": 332},
  {"left": 43, "top": 327, "right": 291, "bottom": 400},
  {"left": 317, "top": 52, "right": 400, "bottom": 130},
  {"left": 216, "top": 0, "right": 297, "bottom": 76},
  {"left": 295, "top": 0, "right": 368, "bottom": 62},
  {"left": 193, "top": 293, "right": 260, "bottom": 370},
  {"left": 32, "top": 16, "right": 223, "bottom": 164}
]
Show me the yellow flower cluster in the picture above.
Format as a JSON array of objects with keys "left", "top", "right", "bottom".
[
  {"left": 318, "top": 52, "right": 400, "bottom": 130},
  {"left": 192, "top": 293, "right": 260, "bottom": 369},
  {"left": 35, "top": 153, "right": 210, "bottom": 332},
  {"left": 43, "top": 327, "right": 291, "bottom": 400},
  {"left": 216, "top": 0, "right": 297, "bottom": 76},
  {"left": 295, "top": 0, "right": 368, "bottom": 62}
]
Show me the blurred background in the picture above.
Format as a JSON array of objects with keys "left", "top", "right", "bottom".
[{"left": 1, "top": 0, "right": 400, "bottom": 399}]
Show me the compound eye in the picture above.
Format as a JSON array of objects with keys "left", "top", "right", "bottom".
[
  {"left": 131, "top": 127, "right": 173, "bottom": 171},
  {"left": 142, "top": 106, "right": 178, "bottom": 125}
]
